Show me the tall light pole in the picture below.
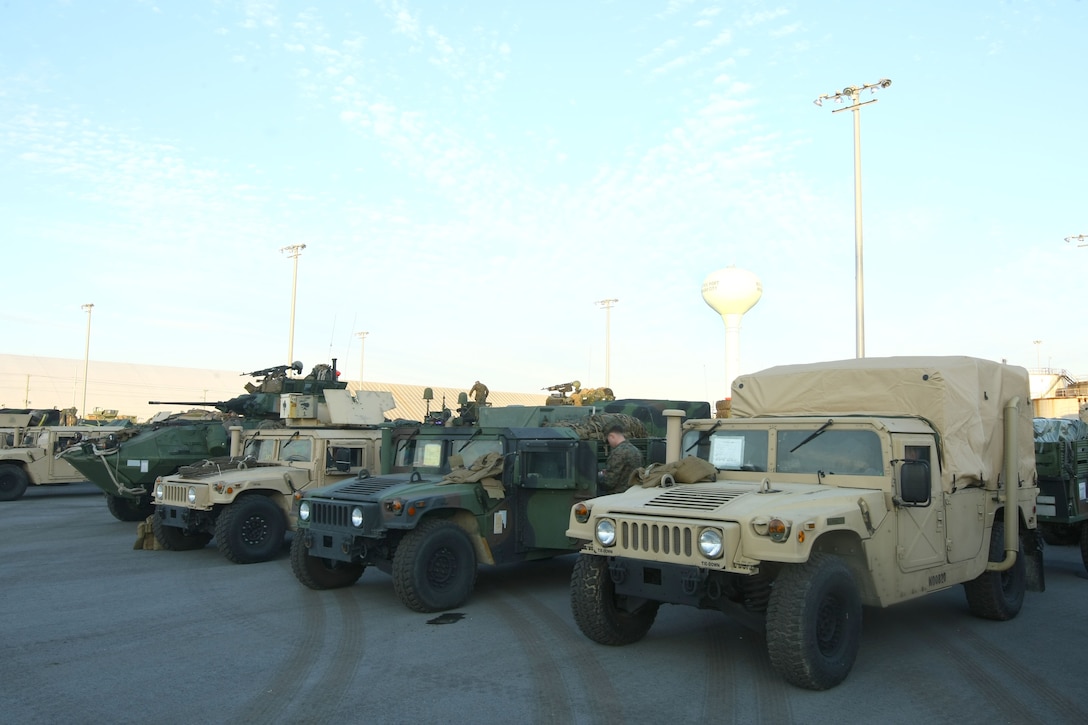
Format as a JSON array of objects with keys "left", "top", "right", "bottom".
[
  {"left": 356, "top": 331, "right": 369, "bottom": 384},
  {"left": 281, "top": 244, "right": 306, "bottom": 364},
  {"left": 1065, "top": 234, "right": 1087, "bottom": 247},
  {"left": 595, "top": 299, "right": 618, "bottom": 387},
  {"left": 81, "top": 303, "right": 94, "bottom": 417},
  {"left": 815, "top": 78, "right": 892, "bottom": 358},
  {"left": 1033, "top": 339, "right": 1042, "bottom": 370}
]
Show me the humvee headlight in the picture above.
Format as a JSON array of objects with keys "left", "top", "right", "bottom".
[
  {"left": 595, "top": 519, "right": 616, "bottom": 547},
  {"left": 298, "top": 501, "right": 311, "bottom": 522},
  {"left": 698, "top": 528, "right": 724, "bottom": 559},
  {"left": 351, "top": 507, "right": 364, "bottom": 528},
  {"left": 155, "top": 482, "right": 164, "bottom": 500},
  {"left": 187, "top": 486, "right": 197, "bottom": 504},
  {"left": 768, "top": 517, "right": 790, "bottom": 543}
]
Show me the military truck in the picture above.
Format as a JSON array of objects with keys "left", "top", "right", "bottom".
[
  {"left": 0, "top": 412, "right": 130, "bottom": 501},
  {"left": 151, "top": 387, "right": 405, "bottom": 563},
  {"left": 290, "top": 399, "right": 710, "bottom": 612},
  {"left": 567, "top": 357, "right": 1044, "bottom": 690},
  {"left": 1033, "top": 417, "right": 1088, "bottom": 572},
  {"left": 63, "top": 361, "right": 353, "bottom": 522}
]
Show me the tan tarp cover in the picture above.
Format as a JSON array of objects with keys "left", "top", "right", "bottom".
[{"left": 730, "top": 356, "right": 1035, "bottom": 491}]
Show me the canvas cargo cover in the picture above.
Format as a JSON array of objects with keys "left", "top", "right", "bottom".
[{"left": 730, "top": 356, "right": 1034, "bottom": 491}]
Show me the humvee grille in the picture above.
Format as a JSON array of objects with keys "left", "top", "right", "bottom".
[
  {"left": 161, "top": 483, "right": 188, "bottom": 504},
  {"left": 620, "top": 520, "right": 694, "bottom": 558},
  {"left": 643, "top": 486, "right": 748, "bottom": 511},
  {"left": 310, "top": 502, "right": 350, "bottom": 528}
]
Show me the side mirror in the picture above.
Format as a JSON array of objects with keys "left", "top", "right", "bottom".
[{"left": 900, "top": 460, "right": 931, "bottom": 505}]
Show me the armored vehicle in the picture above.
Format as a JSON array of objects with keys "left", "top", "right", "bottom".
[
  {"left": 63, "top": 361, "right": 351, "bottom": 521},
  {"left": 151, "top": 387, "right": 403, "bottom": 563},
  {"left": 567, "top": 357, "right": 1044, "bottom": 690},
  {"left": 290, "top": 399, "right": 710, "bottom": 612},
  {"left": 1033, "top": 417, "right": 1088, "bottom": 572},
  {"left": 0, "top": 413, "right": 130, "bottom": 501}
]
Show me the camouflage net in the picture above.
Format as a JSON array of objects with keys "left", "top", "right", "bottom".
[{"left": 553, "top": 413, "right": 647, "bottom": 441}]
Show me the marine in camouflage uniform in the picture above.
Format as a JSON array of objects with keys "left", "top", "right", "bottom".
[{"left": 603, "top": 425, "right": 642, "bottom": 494}]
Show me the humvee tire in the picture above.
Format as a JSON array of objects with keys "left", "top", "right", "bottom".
[
  {"left": 106, "top": 494, "right": 154, "bottom": 522},
  {"left": 392, "top": 518, "right": 476, "bottom": 612},
  {"left": 0, "top": 464, "right": 29, "bottom": 501},
  {"left": 152, "top": 514, "right": 212, "bottom": 551},
  {"left": 215, "top": 495, "right": 287, "bottom": 564},
  {"left": 963, "top": 520, "right": 1025, "bottom": 621},
  {"left": 765, "top": 553, "right": 862, "bottom": 691},
  {"left": 570, "top": 554, "right": 659, "bottom": 646},
  {"left": 290, "top": 533, "right": 365, "bottom": 589}
]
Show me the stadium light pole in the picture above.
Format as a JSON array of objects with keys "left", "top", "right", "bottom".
[
  {"left": 1065, "top": 234, "right": 1087, "bottom": 247},
  {"left": 281, "top": 244, "right": 306, "bottom": 365},
  {"left": 81, "top": 303, "right": 94, "bottom": 417},
  {"left": 356, "top": 331, "right": 369, "bottom": 384},
  {"left": 814, "top": 78, "right": 892, "bottom": 358},
  {"left": 596, "top": 299, "right": 618, "bottom": 387}
]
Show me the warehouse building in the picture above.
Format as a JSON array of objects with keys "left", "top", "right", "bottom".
[{"left": 0, "top": 354, "right": 546, "bottom": 424}]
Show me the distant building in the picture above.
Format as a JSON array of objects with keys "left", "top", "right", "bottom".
[{"left": 0, "top": 354, "right": 546, "bottom": 424}]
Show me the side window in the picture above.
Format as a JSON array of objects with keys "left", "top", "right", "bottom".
[
  {"left": 326, "top": 446, "right": 365, "bottom": 472},
  {"left": 522, "top": 448, "right": 574, "bottom": 489}
]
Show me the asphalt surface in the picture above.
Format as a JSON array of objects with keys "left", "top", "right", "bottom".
[{"left": 3, "top": 482, "right": 1087, "bottom": 725}]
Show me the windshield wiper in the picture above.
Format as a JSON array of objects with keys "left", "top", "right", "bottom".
[
  {"left": 685, "top": 419, "right": 723, "bottom": 453},
  {"left": 789, "top": 419, "right": 834, "bottom": 453}
]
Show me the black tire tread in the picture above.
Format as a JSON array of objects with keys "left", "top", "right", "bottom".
[
  {"left": 570, "top": 554, "right": 659, "bottom": 646},
  {"left": 392, "top": 518, "right": 476, "bottom": 613},
  {"left": 765, "top": 552, "right": 862, "bottom": 690},
  {"left": 290, "top": 532, "right": 366, "bottom": 590},
  {"left": 215, "top": 494, "right": 287, "bottom": 564},
  {"left": 963, "top": 519, "right": 1025, "bottom": 621},
  {"left": 152, "top": 512, "right": 212, "bottom": 551},
  {"left": 0, "top": 464, "right": 29, "bottom": 502},
  {"left": 106, "top": 494, "right": 154, "bottom": 522}
]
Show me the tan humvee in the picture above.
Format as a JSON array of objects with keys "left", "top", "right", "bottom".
[
  {"left": 150, "top": 389, "right": 394, "bottom": 564},
  {"left": 567, "top": 356, "right": 1043, "bottom": 690},
  {"left": 0, "top": 413, "right": 128, "bottom": 501}
]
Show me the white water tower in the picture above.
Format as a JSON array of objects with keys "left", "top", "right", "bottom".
[{"left": 702, "top": 266, "right": 762, "bottom": 397}]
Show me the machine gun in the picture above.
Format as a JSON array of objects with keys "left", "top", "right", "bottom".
[{"left": 244, "top": 361, "right": 304, "bottom": 379}]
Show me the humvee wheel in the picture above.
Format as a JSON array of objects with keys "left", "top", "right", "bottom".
[
  {"left": 290, "top": 533, "right": 365, "bottom": 589},
  {"left": 570, "top": 554, "right": 659, "bottom": 646},
  {"left": 105, "top": 494, "right": 154, "bottom": 522},
  {"left": 766, "top": 552, "right": 862, "bottom": 690},
  {"left": 392, "top": 518, "right": 476, "bottom": 612},
  {"left": 963, "top": 519, "right": 1025, "bottom": 621},
  {"left": 1079, "top": 524, "right": 1088, "bottom": 575},
  {"left": 0, "top": 465, "right": 29, "bottom": 501},
  {"left": 152, "top": 513, "right": 212, "bottom": 551},
  {"left": 215, "top": 495, "right": 287, "bottom": 564}
]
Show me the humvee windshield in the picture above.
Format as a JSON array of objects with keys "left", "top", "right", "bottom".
[
  {"left": 685, "top": 427, "right": 884, "bottom": 476},
  {"left": 395, "top": 438, "right": 502, "bottom": 471},
  {"left": 777, "top": 429, "right": 883, "bottom": 476},
  {"left": 244, "top": 438, "right": 277, "bottom": 461},
  {"left": 684, "top": 429, "right": 770, "bottom": 471}
]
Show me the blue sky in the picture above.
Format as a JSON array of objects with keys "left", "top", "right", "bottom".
[{"left": 2, "top": 0, "right": 1085, "bottom": 405}]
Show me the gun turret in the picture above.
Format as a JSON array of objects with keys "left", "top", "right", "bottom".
[{"left": 148, "top": 394, "right": 268, "bottom": 418}]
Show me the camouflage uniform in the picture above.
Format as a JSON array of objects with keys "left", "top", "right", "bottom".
[{"left": 603, "top": 439, "right": 642, "bottom": 493}]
